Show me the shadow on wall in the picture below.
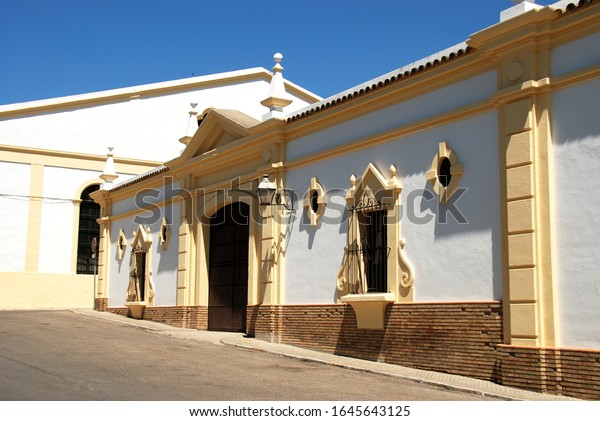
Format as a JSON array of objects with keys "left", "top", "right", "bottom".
[{"left": 334, "top": 307, "right": 386, "bottom": 362}]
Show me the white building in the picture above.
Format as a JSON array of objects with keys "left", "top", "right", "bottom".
[
  {"left": 0, "top": 65, "right": 320, "bottom": 309},
  {"left": 3, "top": 0, "right": 600, "bottom": 400}
]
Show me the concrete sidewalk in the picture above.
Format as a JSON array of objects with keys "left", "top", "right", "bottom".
[{"left": 72, "top": 308, "right": 578, "bottom": 401}]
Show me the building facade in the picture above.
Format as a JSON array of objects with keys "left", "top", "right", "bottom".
[
  {"left": 6, "top": 0, "right": 599, "bottom": 400},
  {"left": 0, "top": 66, "right": 319, "bottom": 310}
]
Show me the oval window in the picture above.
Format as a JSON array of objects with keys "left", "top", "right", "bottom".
[
  {"left": 311, "top": 190, "right": 319, "bottom": 213},
  {"left": 438, "top": 157, "right": 452, "bottom": 187}
]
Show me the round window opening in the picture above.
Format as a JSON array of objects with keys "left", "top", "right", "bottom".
[
  {"left": 438, "top": 157, "right": 452, "bottom": 187},
  {"left": 311, "top": 190, "right": 319, "bottom": 213}
]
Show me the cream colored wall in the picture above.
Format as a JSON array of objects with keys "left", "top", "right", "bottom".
[{"left": 0, "top": 272, "right": 93, "bottom": 310}]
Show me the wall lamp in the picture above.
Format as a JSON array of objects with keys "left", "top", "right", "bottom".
[{"left": 256, "top": 174, "right": 295, "bottom": 211}]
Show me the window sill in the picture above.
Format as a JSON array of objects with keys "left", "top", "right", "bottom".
[
  {"left": 340, "top": 293, "right": 395, "bottom": 329},
  {"left": 125, "top": 301, "right": 147, "bottom": 319}
]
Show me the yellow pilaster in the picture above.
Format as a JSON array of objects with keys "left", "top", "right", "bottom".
[
  {"left": 496, "top": 48, "right": 557, "bottom": 347},
  {"left": 70, "top": 199, "right": 82, "bottom": 273},
  {"left": 94, "top": 190, "right": 112, "bottom": 301},
  {"left": 176, "top": 189, "right": 195, "bottom": 306},
  {"left": 24, "top": 164, "right": 44, "bottom": 272},
  {"left": 258, "top": 169, "right": 287, "bottom": 306}
]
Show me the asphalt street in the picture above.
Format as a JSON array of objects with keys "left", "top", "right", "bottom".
[{"left": 0, "top": 310, "right": 500, "bottom": 401}]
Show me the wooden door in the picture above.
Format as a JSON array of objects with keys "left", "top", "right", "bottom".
[{"left": 208, "top": 202, "right": 249, "bottom": 331}]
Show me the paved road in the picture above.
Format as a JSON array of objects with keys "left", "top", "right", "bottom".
[{"left": 0, "top": 310, "right": 499, "bottom": 401}]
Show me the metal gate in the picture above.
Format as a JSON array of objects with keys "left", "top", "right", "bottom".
[{"left": 208, "top": 202, "right": 249, "bottom": 332}]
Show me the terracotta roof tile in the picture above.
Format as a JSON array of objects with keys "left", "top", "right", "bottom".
[
  {"left": 108, "top": 165, "right": 169, "bottom": 192},
  {"left": 554, "top": 0, "right": 597, "bottom": 15},
  {"left": 286, "top": 43, "right": 472, "bottom": 123}
]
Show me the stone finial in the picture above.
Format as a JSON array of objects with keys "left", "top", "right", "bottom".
[
  {"left": 179, "top": 102, "right": 199, "bottom": 146},
  {"left": 100, "top": 147, "right": 118, "bottom": 190},
  {"left": 260, "top": 53, "right": 293, "bottom": 121}
]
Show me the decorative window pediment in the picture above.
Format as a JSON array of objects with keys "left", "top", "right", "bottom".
[
  {"left": 337, "top": 163, "right": 414, "bottom": 329},
  {"left": 345, "top": 163, "right": 401, "bottom": 209},
  {"left": 127, "top": 225, "right": 154, "bottom": 311},
  {"left": 131, "top": 225, "right": 152, "bottom": 253}
]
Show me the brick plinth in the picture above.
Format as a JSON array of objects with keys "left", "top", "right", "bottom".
[
  {"left": 250, "top": 302, "right": 504, "bottom": 382},
  {"left": 107, "top": 306, "right": 208, "bottom": 330},
  {"left": 94, "top": 298, "right": 108, "bottom": 311},
  {"left": 498, "top": 345, "right": 600, "bottom": 399},
  {"left": 102, "top": 301, "right": 600, "bottom": 399}
]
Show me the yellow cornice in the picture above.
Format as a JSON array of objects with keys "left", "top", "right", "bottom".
[
  {"left": 469, "top": 2, "right": 600, "bottom": 59},
  {"left": 0, "top": 144, "right": 160, "bottom": 173},
  {"left": 0, "top": 69, "right": 320, "bottom": 120}
]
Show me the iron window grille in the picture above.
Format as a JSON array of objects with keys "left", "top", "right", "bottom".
[{"left": 347, "top": 193, "right": 389, "bottom": 294}]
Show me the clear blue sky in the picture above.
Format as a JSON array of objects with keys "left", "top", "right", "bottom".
[{"left": 0, "top": 0, "right": 556, "bottom": 105}]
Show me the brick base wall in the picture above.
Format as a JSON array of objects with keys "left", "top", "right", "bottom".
[
  {"left": 498, "top": 345, "right": 600, "bottom": 399},
  {"left": 94, "top": 298, "right": 108, "bottom": 311},
  {"left": 107, "top": 306, "right": 208, "bottom": 330},
  {"left": 102, "top": 301, "right": 600, "bottom": 399},
  {"left": 249, "top": 302, "right": 504, "bottom": 382}
]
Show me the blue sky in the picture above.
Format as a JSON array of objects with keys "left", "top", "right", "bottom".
[{"left": 0, "top": 0, "right": 557, "bottom": 105}]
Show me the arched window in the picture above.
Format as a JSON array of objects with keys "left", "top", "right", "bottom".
[{"left": 76, "top": 184, "right": 100, "bottom": 274}]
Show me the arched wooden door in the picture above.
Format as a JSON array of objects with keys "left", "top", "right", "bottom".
[{"left": 208, "top": 202, "right": 249, "bottom": 332}]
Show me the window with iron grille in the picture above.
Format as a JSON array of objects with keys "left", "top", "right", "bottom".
[
  {"left": 360, "top": 210, "right": 388, "bottom": 293},
  {"left": 347, "top": 195, "right": 389, "bottom": 294},
  {"left": 76, "top": 184, "right": 100, "bottom": 274}
]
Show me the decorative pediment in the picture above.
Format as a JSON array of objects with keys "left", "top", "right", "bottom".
[
  {"left": 131, "top": 225, "right": 152, "bottom": 252},
  {"left": 176, "top": 109, "right": 260, "bottom": 162},
  {"left": 345, "top": 163, "right": 401, "bottom": 209}
]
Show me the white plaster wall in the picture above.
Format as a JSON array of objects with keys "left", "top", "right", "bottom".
[
  {"left": 108, "top": 201, "right": 180, "bottom": 307},
  {"left": 38, "top": 166, "right": 100, "bottom": 273},
  {"left": 284, "top": 111, "right": 501, "bottom": 304},
  {"left": 551, "top": 30, "right": 600, "bottom": 78},
  {"left": 0, "top": 162, "right": 30, "bottom": 272},
  {"left": 286, "top": 71, "right": 497, "bottom": 162},
  {"left": 0, "top": 79, "right": 314, "bottom": 163},
  {"left": 112, "top": 179, "right": 181, "bottom": 216},
  {"left": 553, "top": 79, "right": 600, "bottom": 349}
]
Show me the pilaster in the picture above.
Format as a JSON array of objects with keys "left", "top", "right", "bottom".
[
  {"left": 24, "top": 163, "right": 43, "bottom": 272},
  {"left": 490, "top": 29, "right": 557, "bottom": 347}
]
